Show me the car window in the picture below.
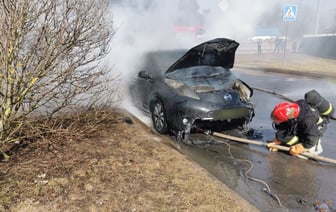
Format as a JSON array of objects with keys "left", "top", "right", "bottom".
[{"left": 166, "top": 66, "right": 231, "bottom": 77}]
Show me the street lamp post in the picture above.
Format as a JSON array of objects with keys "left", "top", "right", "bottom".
[{"left": 315, "top": 0, "right": 321, "bottom": 34}]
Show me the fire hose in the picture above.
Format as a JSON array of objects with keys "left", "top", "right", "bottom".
[
  {"left": 208, "top": 131, "right": 336, "bottom": 165},
  {"left": 197, "top": 87, "right": 335, "bottom": 207},
  {"left": 251, "top": 86, "right": 336, "bottom": 121},
  {"left": 251, "top": 87, "right": 295, "bottom": 102},
  {"left": 202, "top": 130, "right": 336, "bottom": 208}
]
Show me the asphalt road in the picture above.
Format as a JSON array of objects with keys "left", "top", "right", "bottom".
[
  {"left": 177, "top": 68, "right": 336, "bottom": 211},
  {"left": 126, "top": 52, "right": 336, "bottom": 211}
]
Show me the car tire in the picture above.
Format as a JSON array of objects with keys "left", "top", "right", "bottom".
[{"left": 151, "top": 99, "right": 168, "bottom": 134}]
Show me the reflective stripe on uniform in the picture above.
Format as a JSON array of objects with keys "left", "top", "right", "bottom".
[
  {"left": 286, "top": 135, "right": 299, "bottom": 146},
  {"left": 321, "top": 103, "right": 333, "bottom": 116},
  {"left": 317, "top": 116, "right": 324, "bottom": 125}
]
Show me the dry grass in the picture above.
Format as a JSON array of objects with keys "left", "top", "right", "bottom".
[{"left": 0, "top": 109, "right": 258, "bottom": 212}]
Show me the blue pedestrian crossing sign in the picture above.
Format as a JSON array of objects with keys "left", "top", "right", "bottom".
[{"left": 283, "top": 5, "right": 297, "bottom": 21}]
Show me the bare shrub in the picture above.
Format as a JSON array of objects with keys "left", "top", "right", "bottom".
[{"left": 0, "top": 0, "right": 117, "bottom": 158}]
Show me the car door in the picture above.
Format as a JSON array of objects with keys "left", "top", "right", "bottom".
[{"left": 134, "top": 70, "right": 152, "bottom": 111}]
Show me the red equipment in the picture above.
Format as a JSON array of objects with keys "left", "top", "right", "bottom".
[{"left": 271, "top": 102, "right": 300, "bottom": 124}]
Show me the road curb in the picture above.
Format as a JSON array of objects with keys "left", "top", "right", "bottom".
[{"left": 235, "top": 65, "right": 336, "bottom": 79}]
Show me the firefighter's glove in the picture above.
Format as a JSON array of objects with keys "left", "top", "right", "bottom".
[
  {"left": 289, "top": 143, "right": 306, "bottom": 156},
  {"left": 267, "top": 139, "right": 281, "bottom": 152}
]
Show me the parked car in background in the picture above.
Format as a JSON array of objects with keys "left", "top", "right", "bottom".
[{"left": 129, "top": 38, "right": 255, "bottom": 142}]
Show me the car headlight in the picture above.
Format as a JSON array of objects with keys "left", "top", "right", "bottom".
[{"left": 165, "top": 78, "right": 200, "bottom": 100}]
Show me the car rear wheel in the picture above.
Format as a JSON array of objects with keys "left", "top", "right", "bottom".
[{"left": 151, "top": 99, "right": 168, "bottom": 134}]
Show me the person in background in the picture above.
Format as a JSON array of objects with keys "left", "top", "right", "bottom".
[
  {"left": 267, "top": 90, "right": 334, "bottom": 156},
  {"left": 273, "top": 37, "right": 280, "bottom": 54}
]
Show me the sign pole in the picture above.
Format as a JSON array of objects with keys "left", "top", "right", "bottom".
[
  {"left": 283, "top": 21, "right": 289, "bottom": 63},
  {"left": 315, "top": 0, "right": 321, "bottom": 34},
  {"left": 282, "top": 5, "right": 297, "bottom": 63}
]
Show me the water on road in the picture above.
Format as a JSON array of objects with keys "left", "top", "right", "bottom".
[{"left": 176, "top": 69, "right": 336, "bottom": 211}]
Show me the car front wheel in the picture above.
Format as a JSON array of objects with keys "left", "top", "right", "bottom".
[{"left": 151, "top": 99, "right": 168, "bottom": 134}]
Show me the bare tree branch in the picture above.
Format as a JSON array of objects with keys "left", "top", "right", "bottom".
[{"left": 0, "top": 0, "right": 117, "bottom": 154}]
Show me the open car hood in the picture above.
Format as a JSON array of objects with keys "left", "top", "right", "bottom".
[{"left": 165, "top": 38, "right": 239, "bottom": 73}]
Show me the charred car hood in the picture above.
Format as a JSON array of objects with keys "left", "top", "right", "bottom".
[{"left": 165, "top": 38, "right": 239, "bottom": 73}]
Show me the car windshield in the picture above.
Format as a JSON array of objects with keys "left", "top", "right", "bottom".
[
  {"left": 165, "top": 66, "right": 236, "bottom": 92},
  {"left": 143, "top": 50, "right": 187, "bottom": 74}
]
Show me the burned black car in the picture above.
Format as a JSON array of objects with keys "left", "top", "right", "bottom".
[{"left": 129, "top": 38, "right": 255, "bottom": 141}]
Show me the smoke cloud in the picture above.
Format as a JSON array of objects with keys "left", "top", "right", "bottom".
[
  {"left": 106, "top": 0, "right": 336, "bottom": 117},
  {"left": 108, "top": 0, "right": 279, "bottom": 87}
]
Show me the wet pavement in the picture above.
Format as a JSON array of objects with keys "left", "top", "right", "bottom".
[{"left": 173, "top": 69, "right": 336, "bottom": 211}]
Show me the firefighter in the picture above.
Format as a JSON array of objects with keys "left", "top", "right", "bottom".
[{"left": 267, "top": 100, "right": 327, "bottom": 156}]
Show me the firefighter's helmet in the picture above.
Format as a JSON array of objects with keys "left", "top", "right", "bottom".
[{"left": 271, "top": 102, "right": 300, "bottom": 124}]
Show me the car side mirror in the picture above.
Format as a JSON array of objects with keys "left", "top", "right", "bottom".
[{"left": 138, "top": 70, "right": 151, "bottom": 79}]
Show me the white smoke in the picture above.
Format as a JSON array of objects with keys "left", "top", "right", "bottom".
[
  {"left": 198, "top": 0, "right": 280, "bottom": 40},
  {"left": 106, "top": 0, "right": 336, "bottom": 117},
  {"left": 107, "top": 0, "right": 282, "bottom": 118},
  {"left": 108, "top": 0, "right": 281, "bottom": 86}
]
